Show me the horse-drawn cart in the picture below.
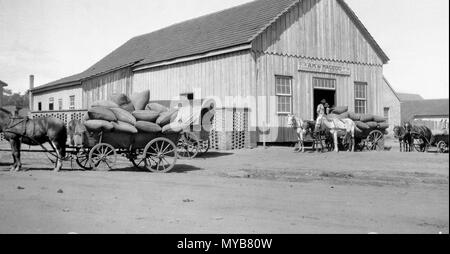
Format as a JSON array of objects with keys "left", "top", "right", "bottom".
[
  {"left": 175, "top": 99, "right": 215, "bottom": 159},
  {"left": 411, "top": 131, "right": 449, "bottom": 153},
  {"left": 75, "top": 130, "right": 180, "bottom": 173}
]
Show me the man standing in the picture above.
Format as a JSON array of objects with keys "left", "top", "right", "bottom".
[{"left": 315, "top": 99, "right": 327, "bottom": 131}]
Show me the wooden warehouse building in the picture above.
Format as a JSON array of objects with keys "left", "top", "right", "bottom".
[{"left": 30, "top": 0, "right": 390, "bottom": 148}]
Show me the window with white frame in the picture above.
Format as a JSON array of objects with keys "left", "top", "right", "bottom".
[
  {"left": 69, "top": 96, "right": 75, "bottom": 110},
  {"left": 276, "top": 76, "right": 293, "bottom": 114},
  {"left": 354, "top": 82, "right": 368, "bottom": 114},
  {"left": 384, "top": 107, "right": 390, "bottom": 122},
  {"left": 49, "top": 97, "right": 54, "bottom": 111},
  {"left": 58, "top": 99, "right": 63, "bottom": 110}
]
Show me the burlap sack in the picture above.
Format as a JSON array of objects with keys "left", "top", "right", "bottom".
[
  {"left": 349, "top": 112, "right": 361, "bottom": 121},
  {"left": 112, "top": 121, "right": 138, "bottom": 134},
  {"left": 331, "top": 106, "right": 348, "bottom": 115},
  {"left": 110, "top": 107, "right": 136, "bottom": 126},
  {"left": 146, "top": 103, "right": 169, "bottom": 114},
  {"left": 356, "top": 121, "right": 370, "bottom": 130},
  {"left": 162, "top": 122, "right": 185, "bottom": 134},
  {"left": 109, "top": 93, "right": 131, "bottom": 106},
  {"left": 88, "top": 107, "right": 117, "bottom": 122},
  {"left": 91, "top": 100, "right": 119, "bottom": 108},
  {"left": 135, "top": 121, "right": 162, "bottom": 133},
  {"left": 84, "top": 120, "right": 114, "bottom": 132},
  {"left": 132, "top": 110, "right": 160, "bottom": 123},
  {"left": 360, "top": 114, "right": 375, "bottom": 123},
  {"left": 156, "top": 109, "right": 179, "bottom": 127},
  {"left": 366, "top": 122, "right": 379, "bottom": 129},
  {"left": 339, "top": 112, "right": 350, "bottom": 119},
  {"left": 373, "top": 116, "right": 387, "bottom": 123},
  {"left": 378, "top": 123, "right": 390, "bottom": 130},
  {"left": 130, "top": 90, "right": 150, "bottom": 111},
  {"left": 120, "top": 102, "right": 135, "bottom": 113}
]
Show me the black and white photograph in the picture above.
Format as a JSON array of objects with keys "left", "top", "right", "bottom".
[{"left": 0, "top": 0, "right": 448, "bottom": 236}]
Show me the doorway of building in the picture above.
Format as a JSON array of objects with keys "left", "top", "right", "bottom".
[{"left": 313, "top": 89, "right": 336, "bottom": 120}]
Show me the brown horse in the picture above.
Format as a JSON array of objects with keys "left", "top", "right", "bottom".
[
  {"left": 393, "top": 125, "right": 412, "bottom": 152},
  {"left": 0, "top": 108, "right": 67, "bottom": 172}
]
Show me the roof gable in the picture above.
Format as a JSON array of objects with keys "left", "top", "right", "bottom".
[{"left": 34, "top": 0, "right": 388, "bottom": 91}]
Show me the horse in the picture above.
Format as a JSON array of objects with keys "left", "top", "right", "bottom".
[
  {"left": 287, "top": 114, "right": 315, "bottom": 153},
  {"left": 405, "top": 122, "right": 433, "bottom": 152},
  {"left": 315, "top": 116, "right": 356, "bottom": 152},
  {"left": 67, "top": 119, "right": 87, "bottom": 148},
  {"left": 393, "top": 125, "right": 412, "bottom": 152},
  {"left": 0, "top": 108, "right": 67, "bottom": 172}
]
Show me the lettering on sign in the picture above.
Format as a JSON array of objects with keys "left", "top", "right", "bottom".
[{"left": 299, "top": 62, "right": 351, "bottom": 76}]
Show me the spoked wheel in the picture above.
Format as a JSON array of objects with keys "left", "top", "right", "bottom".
[
  {"left": 437, "top": 141, "right": 448, "bottom": 154},
  {"left": 89, "top": 143, "right": 117, "bottom": 171},
  {"left": 143, "top": 137, "right": 178, "bottom": 173},
  {"left": 177, "top": 133, "right": 199, "bottom": 159},
  {"left": 129, "top": 149, "right": 146, "bottom": 170},
  {"left": 76, "top": 148, "right": 93, "bottom": 170},
  {"left": 367, "top": 130, "right": 384, "bottom": 152},
  {"left": 197, "top": 139, "right": 210, "bottom": 155},
  {"left": 411, "top": 133, "right": 429, "bottom": 153}
]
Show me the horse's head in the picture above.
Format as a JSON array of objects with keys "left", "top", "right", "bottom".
[
  {"left": 0, "top": 108, "right": 12, "bottom": 132},
  {"left": 68, "top": 120, "right": 86, "bottom": 147},
  {"left": 287, "top": 114, "right": 296, "bottom": 128},
  {"left": 393, "top": 126, "right": 402, "bottom": 138},
  {"left": 404, "top": 122, "right": 412, "bottom": 133}
]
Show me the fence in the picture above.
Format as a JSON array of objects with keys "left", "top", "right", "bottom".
[{"left": 0, "top": 108, "right": 251, "bottom": 150}]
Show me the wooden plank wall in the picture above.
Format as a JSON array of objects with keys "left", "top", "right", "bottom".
[
  {"left": 132, "top": 50, "right": 255, "bottom": 106},
  {"left": 255, "top": 53, "right": 383, "bottom": 142},
  {"left": 252, "top": 0, "right": 383, "bottom": 66},
  {"left": 82, "top": 68, "right": 133, "bottom": 108}
]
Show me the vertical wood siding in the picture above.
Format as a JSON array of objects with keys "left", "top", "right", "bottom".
[
  {"left": 255, "top": 54, "right": 383, "bottom": 142},
  {"left": 252, "top": 0, "right": 383, "bottom": 66},
  {"left": 82, "top": 68, "right": 133, "bottom": 108},
  {"left": 133, "top": 51, "right": 255, "bottom": 106}
]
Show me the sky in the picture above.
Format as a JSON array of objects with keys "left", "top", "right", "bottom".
[{"left": 0, "top": 0, "right": 448, "bottom": 99}]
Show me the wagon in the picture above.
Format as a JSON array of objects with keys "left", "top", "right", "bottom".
[
  {"left": 75, "top": 130, "right": 181, "bottom": 173},
  {"left": 336, "top": 129, "right": 385, "bottom": 152},
  {"left": 411, "top": 131, "right": 449, "bottom": 153},
  {"left": 176, "top": 99, "right": 216, "bottom": 159}
]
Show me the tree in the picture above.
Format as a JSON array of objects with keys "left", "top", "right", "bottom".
[{"left": 2, "top": 90, "right": 29, "bottom": 108}]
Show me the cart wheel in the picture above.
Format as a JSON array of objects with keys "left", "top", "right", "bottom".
[
  {"left": 198, "top": 139, "right": 210, "bottom": 155},
  {"left": 89, "top": 143, "right": 117, "bottom": 171},
  {"left": 143, "top": 137, "right": 178, "bottom": 173},
  {"left": 129, "top": 149, "right": 146, "bottom": 170},
  {"left": 437, "top": 141, "right": 448, "bottom": 154},
  {"left": 412, "top": 133, "right": 429, "bottom": 153},
  {"left": 177, "top": 134, "right": 199, "bottom": 159},
  {"left": 367, "top": 130, "right": 384, "bottom": 152},
  {"left": 76, "top": 148, "right": 93, "bottom": 170}
]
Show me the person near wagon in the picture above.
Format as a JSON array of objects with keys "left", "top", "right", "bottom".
[{"left": 315, "top": 99, "right": 327, "bottom": 133}]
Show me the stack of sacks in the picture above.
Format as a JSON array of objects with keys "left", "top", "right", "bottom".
[
  {"left": 82, "top": 90, "right": 185, "bottom": 135},
  {"left": 328, "top": 106, "right": 389, "bottom": 136}
]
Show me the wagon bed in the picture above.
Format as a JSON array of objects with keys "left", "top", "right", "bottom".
[{"left": 75, "top": 130, "right": 181, "bottom": 173}]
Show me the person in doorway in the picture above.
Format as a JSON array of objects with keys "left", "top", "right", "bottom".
[
  {"left": 315, "top": 99, "right": 327, "bottom": 132},
  {"left": 324, "top": 103, "right": 330, "bottom": 115}
]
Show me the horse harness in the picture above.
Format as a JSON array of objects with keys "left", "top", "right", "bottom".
[{"left": 3, "top": 117, "right": 36, "bottom": 141}]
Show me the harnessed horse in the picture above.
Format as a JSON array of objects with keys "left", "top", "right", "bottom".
[
  {"left": 287, "top": 114, "right": 315, "bottom": 153},
  {"left": 315, "top": 116, "right": 356, "bottom": 152},
  {"left": 0, "top": 109, "right": 67, "bottom": 172}
]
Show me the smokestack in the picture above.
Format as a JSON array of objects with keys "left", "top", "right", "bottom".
[
  {"left": 29, "top": 75, "right": 34, "bottom": 89},
  {"left": 29, "top": 75, "right": 34, "bottom": 111}
]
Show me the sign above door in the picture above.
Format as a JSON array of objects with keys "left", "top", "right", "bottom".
[{"left": 298, "top": 62, "right": 351, "bottom": 76}]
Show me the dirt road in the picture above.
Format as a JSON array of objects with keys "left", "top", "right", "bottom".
[{"left": 0, "top": 146, "right": 448, "bottom": 234}]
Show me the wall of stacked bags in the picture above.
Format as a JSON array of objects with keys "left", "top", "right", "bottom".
[
  {"left": 25, "top": 92, "right": 251, "bottom": 151},
  {"left": 328, "top": 106, "right": 390, "bottom": 137}
]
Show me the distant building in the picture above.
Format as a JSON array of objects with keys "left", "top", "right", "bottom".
[
  {"left": 0, "top": 80, "right": 7, "bottom": 107},
  {"left": 397, "top": 93, "right": 424, "bottom": 102},
  {"left": 381, "top": 77, "right": 449, "bottom": 135}
]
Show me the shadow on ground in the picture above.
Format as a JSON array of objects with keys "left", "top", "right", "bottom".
[{"left": 195, "top": 152, "right": 234, "bottom": 159}]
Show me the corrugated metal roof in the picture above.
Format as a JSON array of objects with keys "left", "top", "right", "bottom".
[{"left": 33, "top": 0, "right": 389, "bottom": 92}]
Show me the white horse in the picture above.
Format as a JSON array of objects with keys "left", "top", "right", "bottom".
[
  {"left": 316, "top": 116, "right": 356, "bottom": 152},
  {"left": 287, "top": 114, "right": 315, "bottom": 153}
]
